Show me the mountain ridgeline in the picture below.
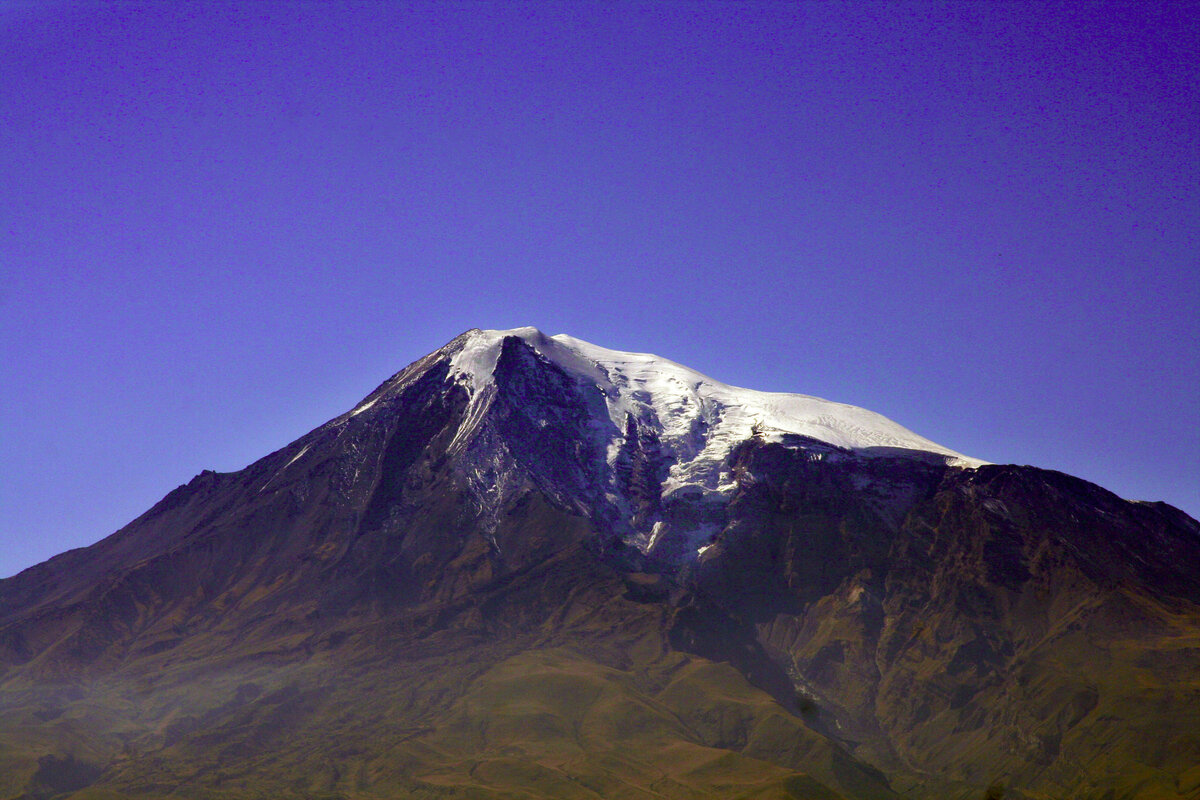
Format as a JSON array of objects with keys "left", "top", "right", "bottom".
[{"left": 1, "top": 328, "right": 1197, "bottom": 800}]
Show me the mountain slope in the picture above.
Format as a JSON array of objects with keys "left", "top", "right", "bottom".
[{"left": 1, "top": 328, "right": 1197, "bottom": 800}]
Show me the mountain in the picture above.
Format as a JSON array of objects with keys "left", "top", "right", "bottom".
[{"left": 1, "top": 327, "right": 1197, "bottom": 800}]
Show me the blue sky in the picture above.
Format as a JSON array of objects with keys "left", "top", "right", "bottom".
[{"left": 1, "top": 1, "right": 1196, "bottom": 578}]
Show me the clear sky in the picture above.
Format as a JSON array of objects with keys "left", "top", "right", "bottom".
[{"left": 1, "top": 1, "right": 1196, "bottom": 578}]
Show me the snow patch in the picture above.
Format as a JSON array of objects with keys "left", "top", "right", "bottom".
[
  {"left": 550, "top": 332, "right": 984, "bottom": 467},
  {"left": 282, "top": 443, "right": 311, "bottom": 470},
  {"left": 258, "top": 443, "right": 313, "bottom": 493},
  {"left": 349, "top": 396, "right": 380, "bottom": 417}
]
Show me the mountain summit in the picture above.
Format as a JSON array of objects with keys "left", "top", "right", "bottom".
[
  {"left": 321, "top": 327, "right": 983, "bottom": 562},
  {"left": 1, "top": 329, "right": 1197, "bottom": 800},
  {"left": 370, "top": 327, "right": 980, "bottom": 465}
]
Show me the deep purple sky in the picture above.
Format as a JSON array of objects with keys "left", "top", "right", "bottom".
[{"left": 2, "top": 1, "right": 1196, "bottom": 578}]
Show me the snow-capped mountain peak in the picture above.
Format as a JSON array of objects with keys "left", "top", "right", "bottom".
[
  {"left": 448, "top": 327, "right": 983, "bottom": 469},
  {"left": 435, "top": 327, "right": 985, "bottom": 559}
]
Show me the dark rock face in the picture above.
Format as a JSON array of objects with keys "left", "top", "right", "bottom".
[{"left": 1, "top": 330, "right": 1197, "bottom": 800}]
